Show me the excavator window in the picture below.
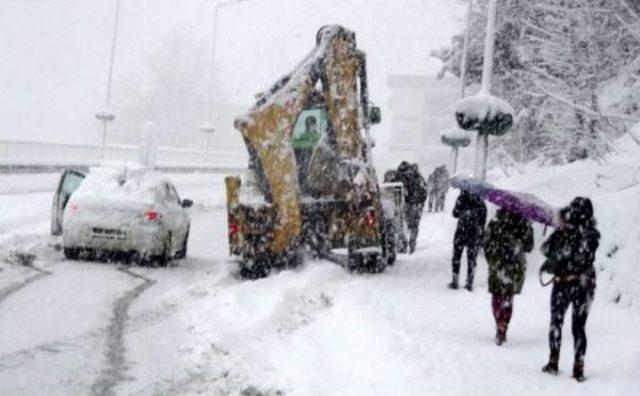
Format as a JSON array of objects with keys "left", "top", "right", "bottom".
[
  {"left": 292, "top": 107, "right": 327, "bottom": 149},
  {"left": 292, "top": 107, "right": 329, "bottom": 193}
]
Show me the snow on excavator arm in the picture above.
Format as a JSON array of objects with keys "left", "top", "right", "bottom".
[{"left": 233, "top": 25, "right": 366, "bottom": 255}]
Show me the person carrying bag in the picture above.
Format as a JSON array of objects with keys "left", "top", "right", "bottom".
[{"left": 540, "top": 197, "right": 600, "bottom": 382}]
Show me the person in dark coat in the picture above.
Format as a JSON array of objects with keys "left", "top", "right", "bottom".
[
  {"left": 541, "top": 197, "right": 600, "bottom": 382},
  {"left": 397, "top": 162, "right": 428, "bottom": 253},
  {"left": 426, "top": 172, "right": 436, "bottom": 212},
  {"left": 483, "top": 209, "right": 534, "bottom": 345},
  {"left": 434, "top": 165, "right": 449, "bottom": 212},
  {"left": 449, "top": 190, "right": 487, "bottom": 290}
]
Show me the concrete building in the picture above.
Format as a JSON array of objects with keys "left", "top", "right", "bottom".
[{"left": 385, "top": 74, "right": 474, "bottom": 175}]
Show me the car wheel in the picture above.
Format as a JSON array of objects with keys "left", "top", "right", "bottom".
[
  {"left": 382, "top": 218, "right": 397, "bottom": 266},
  {"left": 239, "top": 255, "right": 271, "bottom": 279},
  {"left": 156, "top": 233, "right": 171, "bottom": 267},
  {"left": 64, "top": 247, "right": 78, "bottom": 260},
  {"left": 176, "top": 228, "right": 189, "bottom": 259}
]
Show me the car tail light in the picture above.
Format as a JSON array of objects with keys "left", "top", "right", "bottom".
[
  {"left": 70, "top": 203, "right": 78, "bottom": 214},
  {"left": 365, "top": 210, "right": 376, "bottom": 228},
  {"left": 144, "top": 210, "right": 159, "bottom": 221},
  {"left": 228, "top": 215, "right": 239, "bottom": 236}
]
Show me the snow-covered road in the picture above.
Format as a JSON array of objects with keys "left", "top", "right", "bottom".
[{"left": 0, "top": 170, "right": 639, "bottom": 395}]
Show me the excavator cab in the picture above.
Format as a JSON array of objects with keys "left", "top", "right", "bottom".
[
  {"left": 292, "top": 95, "right": 329, "bottom": 194},
  {"left": 225, "top": 25, "right": 399, "bottom": 278}
]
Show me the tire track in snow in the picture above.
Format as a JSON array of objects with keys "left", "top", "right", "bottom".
[
  {"left": 0, "top": 264, "right": 52, "bottom": 306},
  {"left": 90, "top": 266, "right": 156, "bottom": 396}
]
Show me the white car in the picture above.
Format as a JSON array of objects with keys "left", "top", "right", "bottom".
[{"left": 51, "top": 167, "right": 192, "bottom": 265}]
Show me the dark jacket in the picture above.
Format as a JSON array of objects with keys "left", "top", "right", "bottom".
[
  {"left": 541, "top": 197, "right": 600, "bottom": 287},
  {"left": 433, "top": 166, "right": 449, "bottom": 195},
  {"left": 453, "top": 191, "right": 487, "bottom": 243},
  {"left": 483, "top": 210, "right": 534, "bottom": 295},
  {"left": 398, "top": 163, "right": 427, "bottom": 205}
]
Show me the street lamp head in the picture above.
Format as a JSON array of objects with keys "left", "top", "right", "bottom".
[
  {"left": 95, "top": 108, "right": 116, "bottom": 122},
  {"left": 441, "top": 128, "right": 472, "bottom": 148},
  {"left": 199, "top": 122, "right": 215, "bottom": 133},
  {"left": 455, "top": 93, "right": 513, "bottom": 136}
]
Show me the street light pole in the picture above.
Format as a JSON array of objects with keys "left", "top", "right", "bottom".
[
  {"left": 459, "top": 0, "right": 473, "bottom": 100},
  {"left": 455, "top": 0, "right": 513, "bottom": 183},
  {"left": 475, "top": 0, "right": 498, "bottom": 181},
  {"left": 96, "top": 0, "right": 121, "bottom": 161},
  {"left": 445, "top": 0, "right": 474, "bottom": 175},
  {"left": 200, "top": 0, "right": 251, "bottom": 146}
]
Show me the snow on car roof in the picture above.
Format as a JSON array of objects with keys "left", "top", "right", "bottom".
[{"left": 73, "top": 165, "right": 168, "bottom": 204}]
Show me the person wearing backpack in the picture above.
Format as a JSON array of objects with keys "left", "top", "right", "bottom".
[
  {"left": 540, "top": 197, "right": 600, "bottom": 382},
  {"left": 397, "top": 162, "right": 428, "bottom": 253},
  {"left": 483, "top": 209, "right": 534, "bottom": 345},
  {"left": 449, "top": 191, "right": 487, "bottom": 290}
]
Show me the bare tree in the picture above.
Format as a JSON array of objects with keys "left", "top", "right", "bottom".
[{"left": 433, "top": 0, "right": 640, "bottom": 163}]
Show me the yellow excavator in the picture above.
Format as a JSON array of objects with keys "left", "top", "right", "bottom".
[{"left": 225, "top": 25, "right": 402, "bottom": 277}]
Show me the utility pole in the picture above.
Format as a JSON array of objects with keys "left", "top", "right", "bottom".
[
  {"left": 459, "top": 0, "right": 473, "bottom": 100},
  {"left": 200, "top": 0, "right": 252, "bottom": 147},
  {"left": 96, "top": 0, "right": 121, "bottom": 161},
  {"left": 443, "top": 0, "right": 474, "bottom": 175},
  {"left": 455, "top": 0, "right": 513, "bottom": 182}
]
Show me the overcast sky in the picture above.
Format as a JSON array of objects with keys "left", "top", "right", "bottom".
[{"left": 0, "top": 0, "right": 463, "bottom": 146}]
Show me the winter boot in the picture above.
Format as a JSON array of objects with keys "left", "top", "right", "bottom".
[
  {"left": 447, "top": 274, "right": 459, "bottom": 290},
  {"left": 542, "top": 354, "right": 559, "bottom": 375},
  {"left": 464, "top": 269, "right": 475, "bottom": 291},
  {"left": 495, "top": 321, "right": 507, "bottom": 346},
  {"left": 409, "top": 240, "right": 416, "bottom": 254},
  {"left": 572, "top": 360, "right": 585, "bottom": 382}
]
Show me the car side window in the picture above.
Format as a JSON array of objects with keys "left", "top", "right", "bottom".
[
  {"left": 60, "top": 171, "right": 84, "bottom": 209},
  {"left": 163, "top": 183, "right": 180, "bottom": 205},
  {"left": 62, "top": 172, "right": 83, "bottom": 195},
  {"left": 169, "top": 184, "right": 181, "bottom": 205}
]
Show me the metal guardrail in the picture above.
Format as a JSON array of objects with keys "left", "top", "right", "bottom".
[{"left": 0, "top": 139, "right": 248, "bottom": 173}]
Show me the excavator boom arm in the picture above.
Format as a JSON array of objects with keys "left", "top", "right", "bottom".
[{"left": 234, "top": 25, "right": 371, "bottom": 255}]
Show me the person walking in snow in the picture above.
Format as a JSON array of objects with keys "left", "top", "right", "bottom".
[
  {"left": 449, "top": 190, "right": 487, "bottom": 290},
  {"left": 397, "top": 162, "right": 428, "bottom": 253},
  {"left": 541, "top": 197, "right": 600, "bottom": 382},
  {"left": 426, "top": 171, "right": 436, "bottom": 212},
  {"left": 483, "top": 209, "right": 534, "bottom": 345},
  {"left": 431, "top": 165, "right": 449, "bottom": 212}
]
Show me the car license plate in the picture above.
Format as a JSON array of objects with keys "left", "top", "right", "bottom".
[{"left": 91, "top": 228, "right": 127, "bottom": 240}]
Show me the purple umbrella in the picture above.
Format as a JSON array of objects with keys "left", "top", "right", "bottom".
[{"left": 450, "top": 176, "right": 557, "bottom": 227}]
